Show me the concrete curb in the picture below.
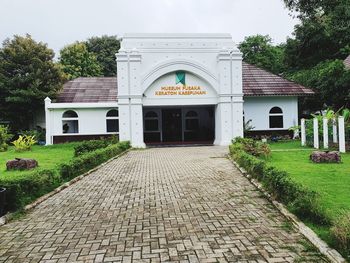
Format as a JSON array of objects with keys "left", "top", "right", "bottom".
[
  {"left": 0, "top": 149, "right": 131, "bottom": 227},
  {"left": 229, "top": 157, "right": 346, "bottom": 263}
]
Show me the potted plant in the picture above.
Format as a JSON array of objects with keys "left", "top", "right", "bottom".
[{"left": 0, "top": 187, "right": 6, "bottom": 217}]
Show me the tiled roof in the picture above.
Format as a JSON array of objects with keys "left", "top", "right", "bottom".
[
  {"left": 344, "top": 55, "right": 350, "bottom": 69},
  {"left": 242, "top": 62, "right": 314, "bottom": 96},
  {"left": 56, "top": 77, "right": 118, "bottom": 103},
  {"left": 56, "top": 64, "right": 314, "bottom": 103}
]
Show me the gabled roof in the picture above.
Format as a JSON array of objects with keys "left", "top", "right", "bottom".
[
  {"left": 56, "top": 63, "right": 314, "bottom": 103},
  {"left": 242, "top": 62, "right": 314, "bottom": 96},
  {"left": 344, "top": 55, "right": 350, "bottom": 69},
  {"left": 56, "top": 77, "right": 118, "bottom": 103}
]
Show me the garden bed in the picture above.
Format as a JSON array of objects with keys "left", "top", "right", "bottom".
[
  {"left": 0, "top": 140, "right": 130, "bottom": 213},
  {"left": 230, "top": 138, "right": 350, "bottom": 260}
]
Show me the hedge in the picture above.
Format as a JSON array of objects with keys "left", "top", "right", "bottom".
[
  {"left": 0, "top": 141, "right": 130, "bottom": 212},
  {"left": 229, "top": 140, "right": 330, "bottom": 225},
  {"left": 74, "top": 136, "right": 119, "bottom": 156}
]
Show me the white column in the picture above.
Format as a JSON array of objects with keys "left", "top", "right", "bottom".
[
  {"left": 118, "top": 99, "right": 131, "bottom": 142},
  {"left": 301, "top": 118, "right": 306, "bottom": 146},
  {"left": 313, "top": 118, "right": 319, "bottom": 149},
  {"left": 44, "top": 97, "right": 52, "bottom": 145},
  {"left": 214, "top": 98, "right": 233, "bottom": 146},
  {"left": 339, "top": 116, "right": 346, "bottom": 153},
  {"left": 130, "top": 98, "right": 145, "bottom": 148},
  {"left": 323, "top": 118, "right": 328, "bottom": 149},
  {"left": 333, "top": 118, "right": 338, "bottom": 143}
]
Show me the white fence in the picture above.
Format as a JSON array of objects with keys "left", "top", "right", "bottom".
[{"left": 301, "top": 117, "right": 346, "bottom": 153}]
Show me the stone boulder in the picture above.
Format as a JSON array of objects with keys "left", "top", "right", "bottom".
[
  {"left": 6, "top": 158, "right": 38, "bottom": 170},
  {"left": 310, "top": 151, "right": 341, "bottom": 163}
]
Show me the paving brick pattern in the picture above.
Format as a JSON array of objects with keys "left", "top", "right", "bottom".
[{"left": 0, "top": 147, "right": 327, "bottom": 262}]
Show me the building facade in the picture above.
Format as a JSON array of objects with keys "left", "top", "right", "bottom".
[{"left": 44, "top": 34, "right": 313, "bottom": 147}]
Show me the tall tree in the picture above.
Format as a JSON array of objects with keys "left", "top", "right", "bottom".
[
  {"left": 283, "top": 0, "right": 350, "bottom": 69},
  {"left": 0, "top": 35, "right": 65, "bottom": 129},
  {"left": 238, "top": 35, "right": 285, "bottom": 74},
  {"left": 86, "top": 35, "right": 120, "bottom": 77},
  {"left": 59, "top": 42, "right": 102, "bottom": 79}
]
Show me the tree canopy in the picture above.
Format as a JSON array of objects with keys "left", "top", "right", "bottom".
[
  {"left": 0, "top": 35, "right": 65, "bottom": 129},
  {"left": 86, "top": 35, "right": 120, "bottom": 77},
  {"left": 59, "top": 42, "right": 102, "bottom": 79},
  {"left": 238, "top": 35, "right": 285, "bottom": 74}
]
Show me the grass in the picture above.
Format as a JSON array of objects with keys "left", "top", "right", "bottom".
[
  {"left": 267, "top": 140, "right": 350, "bottom": 253},
  {"left": 0, "top": 143, "right": 76, "bottom": 178}
]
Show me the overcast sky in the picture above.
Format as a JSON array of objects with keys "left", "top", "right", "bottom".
[{"left": 0, "top": 0, "right": 298, "bottom": 55}]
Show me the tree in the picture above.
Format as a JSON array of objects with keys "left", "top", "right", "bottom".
[
  {"left": 238, "top": 35, "right": 286, "bottom": 74},
  {"left": 0, "top": 35, "right": 65, "bottom": 130},
  {"left": 283, "top": 0, "right": 350, "bottom": 69},
  {"left": 59, "top": 42, "right": 102, "bottom": 79},
  {"left": 289, "top": 60, "right": 350, "bottom": 111},
  {"left": 86, "top": 35, "right": 120, "bottom": 76}
]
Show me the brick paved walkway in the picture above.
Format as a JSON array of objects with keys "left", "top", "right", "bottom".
[{"left": 0, "top": 147, "right": 327, "bottom": 262}]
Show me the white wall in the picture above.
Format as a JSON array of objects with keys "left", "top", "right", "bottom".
[
  {"left": 50, "top": 108, "right": 118, "bottom": 135},
  {"left": 243, "top": 96, "right": 298, "bottom": 131}
]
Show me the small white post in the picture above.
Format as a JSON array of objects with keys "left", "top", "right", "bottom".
[
  {"left": 313, "top": 118, "right": 319, "bottom": 149},
  {"left": 301, "top": 118, "right": 306, "bottom": 146},
  {"left": 44, "top": 97, "right": 52, "bottom": 145},
  {"left": 323, "top": 118, "right": 328, "bottom": 149},
  {"left": 332, "top": 118, "right": 338, "bottom": 143},
  {"left": 338, "top": 116, "right": 346, "bottom": 153}
]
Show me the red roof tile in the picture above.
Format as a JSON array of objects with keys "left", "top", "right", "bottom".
[
  {"left": 242, "top": 62, "right": 314, "bottom": 96},
  {"left": 56, "top": 77, "right": 118, "bottom": 103},
  {"left": 56, "top": 64, "right": 314, "bottom": 103}
]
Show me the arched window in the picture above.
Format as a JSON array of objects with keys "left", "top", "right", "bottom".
[
  {"left": 144, "top": 111, "right": 159, "bottom": 131},
  {"left": 185, "top": 110, "right": 199, "bottom": 131},
  {"left": 106, "top": 109, "right": 119, "bottom": 133},
  {"left": 62, "top": 110, "right": 79, "bottom": 134},
  {"left": 269, "top": 107, "right": 283, "bottom": 128}
]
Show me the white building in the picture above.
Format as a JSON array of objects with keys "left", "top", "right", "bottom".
[{"left": 44, "top": 34, "right": 313, "bottom": 147}]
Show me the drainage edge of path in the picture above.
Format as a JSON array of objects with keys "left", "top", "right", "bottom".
[
  {"left": 0, "top": 149, "right": 131, "bottom": 227},
  {"left": 228, "top": 156, "right": 346, "bottom": 263}
]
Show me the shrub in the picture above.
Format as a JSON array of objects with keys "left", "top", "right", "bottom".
[
  {"left": 12, "top": 135, "right": 37, "bottom": 152},
  {"left": 331, "top": 212, "right": 350, "bottom": 252},
  {"left": 232, "top": 137, "right": 271, "bottom": 157},
  {"left": 61, "top": 142, "right": 130, "bottom": 180},
  {"left": 229, "top": 139, "right": 329, "bottom": 225},
  {"left": 74, "top": 139, "right": 110, "bottom": 157},
  {"left": 20, "top": 128, "right": 45, "bottom": 143},
  {"left": 0, "top": 169, "right": 60, "bottom": 211},
  {"left": 0, "top": 125, "right": 13, "bottom": 152}
]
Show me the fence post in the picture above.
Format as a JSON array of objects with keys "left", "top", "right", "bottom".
[
  {"left": 323, "top": 118, "right": 328, "bottom": 149},
  {"left": 313, "top": 118, "right": 319, "bottom": 149},
  {"left": 339, "top": 116, "right": 346, "bottom": 153},
  {"left": 301, "top": 118, "right": 306, "bottom": 146},
  {"left": 333, "top": 118, "right": 338, "bottom": 143}
]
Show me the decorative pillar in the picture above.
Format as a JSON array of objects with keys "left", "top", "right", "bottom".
[
  {"left": 323, "top": 118, "right": 328, "bottom": 149},
  {"left": 332, "top": 119, "right": 338, "bottom": 143},
  {"left": 44, "top": 97, "right": 52, "bottom": 145},
  {"left": 313, "top": 118, "right": 319, "bottom": 149},
  {"left": 338, "top": 116, "right": 346, "bottom": 153},
  {"left": 301, "top": 118, "right": 306, "bottom": 146}
]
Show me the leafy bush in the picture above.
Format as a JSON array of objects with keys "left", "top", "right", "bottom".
[
  {"left": 331, "top": 212, "right": 350, "bottom": 252},
  {"left": 0, "top": 141, "right": 130, "bottom": 212},
  {"left": 61, "top": 142, "right": 130, "bottom": 181},
  {"left": 0, "top": 125, "right": 13, "bottom": 152},
  {"left": 229, "top": 139, "right": 329, "bottom": 224},
  {"left": 232, "top": 137, "right": 271, "bottom": 157},
  {"left": 12, "top": 135, "right": 37, "bottom": 152},
  {"left": 20, "top": 128, "right": 45, "bottom": 143},
  {"left": 73, "top": 136, "right": 122, "bottom": 156}
]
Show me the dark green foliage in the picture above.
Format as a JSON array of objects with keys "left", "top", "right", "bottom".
[
  {"left": 0, "top": 35, "right": 65, "bottom": 130},
  {"left": 0, "top": 141, "right": 130, "bottom": 212},
  {"left": 74, "top": 139, "right": 111, "bottom": 157},
  {"left": 86, "top": 35, "right": 120, "bottom": 77},
  {"left": 229, "top": 138, "right": 330, "bottom": 225},
  {"left": 0, "top": 125, "right": 13, "bottom": 151},
  {"left": 59, "top": 42, "right": 102, "bottom": 79},
  {"left": 331, "top": 212, "right": 350, "bottom": 253},
  {"left": 0, "top": 169, "right": 60, "bottom": 211},
  {"left": 233, "top": 137, "right": 271, "bottom": 157},
  {"left": 238, "top": 35, "right": 286, "bottom": 74},
  {"left": 60, "top": 143, "right": 129, "bottom": 181}
]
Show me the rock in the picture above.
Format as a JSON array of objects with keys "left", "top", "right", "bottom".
[
  {"left": 6, "top": 158, "right": 38, "bottom": 170},
  {"left": 310, "top": 151, "right": 341, "bottom": 163}
]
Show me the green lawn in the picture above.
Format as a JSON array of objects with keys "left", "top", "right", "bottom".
[
  {"left": 268, "top": 140, "right": 350, "bottom": 248},
  {"left": 0, "top": 143, "right": 76, "bottom": 179}
]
